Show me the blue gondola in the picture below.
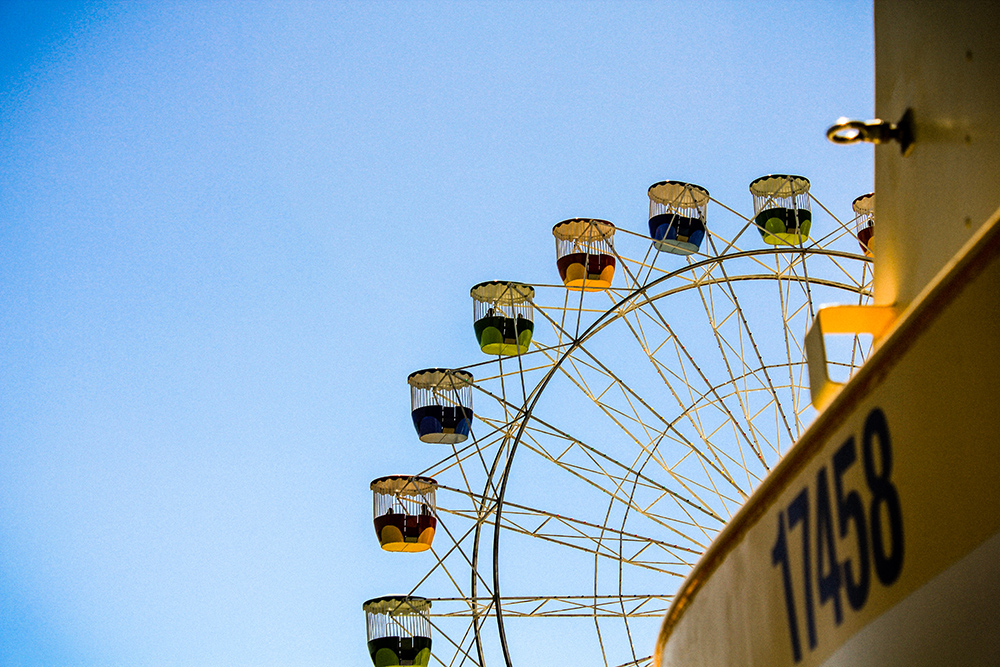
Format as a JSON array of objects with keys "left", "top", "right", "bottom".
[
  {"left": 407, "top": 369, "right": 474, "bottom": 444},
  {"left": 647, "top": 180, "right": 710, "bottom": 255}
]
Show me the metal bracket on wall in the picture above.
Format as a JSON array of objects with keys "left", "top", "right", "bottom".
[
  {"left": 826, "top": 107, "right": 915, "bottom": 156},
  {"left": 805, "top": 304, "right": 898, "bottom": 410}
]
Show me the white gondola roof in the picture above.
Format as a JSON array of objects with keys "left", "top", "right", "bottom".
[
  {"left": 370, "top": 475, "right": 438, "bottom": 496},
  {"left": 407, "top": 368, "right": 474, "bottom": 389},
  {"left": 363, "top": 596, "right": 432, "bottom": 615},
  {"left": 470, "top": 280, "right": 535, "bottom": 303},
  {"left": 552, "top": 218, "right": 616, "bottom": 242},
  {"left": 647, "top": 181, "right": 710, "bottom": 208},
  {"left": 852, "top": 192, "right": 874, "bottom": 215},
  {"left": 749, "top": 174, "right": 811, "bottom": 198}
]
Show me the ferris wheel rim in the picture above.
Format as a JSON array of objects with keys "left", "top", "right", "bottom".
[
  {"left": 390, "top": 241, "right": 871, "bottom": 667},
  {"left": 482, "top": 243, "right": 870, "bottom": 667}
]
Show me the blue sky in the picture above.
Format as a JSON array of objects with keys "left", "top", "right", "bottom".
[{"left": 1, "top": 2, "right": 873, "bottom": 665}]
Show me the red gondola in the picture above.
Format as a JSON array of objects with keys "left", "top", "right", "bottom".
[{"left": 853, "top": 192, "right": 875, "bottom": 257}]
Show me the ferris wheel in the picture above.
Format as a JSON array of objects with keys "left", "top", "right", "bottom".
[{"left": 363, "top": 175, "right": 875, "bottom": 667}]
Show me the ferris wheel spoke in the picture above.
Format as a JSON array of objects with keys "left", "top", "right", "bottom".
[
  {"left": 578, "top": 253, "right": 862, "bottom": 349},
  {"left": 569, "top": 309, "right": 752, "bottom": 506},
  {"left": 523, "top": 387, "right": 729, "bottom": 517},
  {"left": 531, "top": 292, "right": 619, "bottom": 352},
  {"left": 612, "top": 656, "right": 654, "bottom": 667},
  {"left": 426, "top": 595, "right": 672, "bottom": 619},
  {"left": 784, "top": 253, "right": 818, "bottom": 321},
  {"left": 514, "top": 425, "right": 725, "bottom": 546},
  {"left": 452, "top": 342, "right": 572, "bottom": 385},
  {"left": 614, "top": 241, "right": 661, "bottom": 295},
  {"left": 423, "top": 613, "right": 484, "bottom": 667},
  {"left": 563, "top": 346, "right": 804, "bottom": 511},
  {"left": 498, "top": 510, "right": 697, "bottom": 574},
  {"left": 464, "top": 375, "right": 727, "bottom": 529},
  {"left": 705, "top": 235, "right": 799, "bottom": 451},
  {"left": 809, "top": 193, "right": 857, "bottom": 249},
  {"left": 603, "top": 464, "right": 657, "bottom": 667},
  {"left": 619, "top": 292, "right": 765, "bottom": 488},
  {"left": 519, "top": 448, "right": 707, "bottom": 540},
  {"left": 441, "top": 485, "right": 702, "bottom": 559},
  {"left": 416, "top": 512, "right": 495, "bottom": 603},
  {"left": 692, "top": 282, "right": 772, "bottom": 469},
  {"left": 530, "top": 395, "right": 739, "bottom": 528},
  {"left": 441, "top": 505, "right": 697, "bottom": 571},
  {"left": 573, "top": 390, "right": 750, "bottom": 512},
  {"left": 774, "top": 252, "right": 816, "bottom": 431},
  {"left": 392, "top": 488, "right": 503, "bottom": 603},
  {"left": 418, "top": 429, "right": 506, "bottom": 498}
]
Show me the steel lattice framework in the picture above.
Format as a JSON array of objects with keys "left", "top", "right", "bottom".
[{"left": 377, "top": 191, "right": 873, "bottom": 667}]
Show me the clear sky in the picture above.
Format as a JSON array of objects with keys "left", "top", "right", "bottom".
[{"left": 1, "top": 1, "right": 873, "bottom": 665}]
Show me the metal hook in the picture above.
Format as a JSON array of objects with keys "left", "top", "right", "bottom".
[{"left": 826, "top": 107, "right": 915, "bottom": 156}]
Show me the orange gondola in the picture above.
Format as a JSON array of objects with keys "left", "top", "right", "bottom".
[
  {"left": 552, "top": 218, "right": 616, "bottom": 290},
  {"left": 370, "top": 475, "right": 437, "bottom": 553}
]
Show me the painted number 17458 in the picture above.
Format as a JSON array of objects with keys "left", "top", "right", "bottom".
[{"left": 771, "top": 407, "right": 904, "bottom": 663}]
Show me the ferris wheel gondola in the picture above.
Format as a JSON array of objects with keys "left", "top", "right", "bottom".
[
  {"left": 647, "top": 180, "right": 710, "bottom": 255},
  {"left": 749, "top": 174, "right": 813, "bottom": 245},
  {"left": 363, "top": 595, "right": 433, "bottom": 667},
  {"left": 370, "top": 475, "right": 438, "bottom": 553},
  {"left": 853, "top": 192, "right": 875, "bottom": 257},
  {"left": 407, "top": 369, "right": 475, "bottom": 444},
  {"left": 470, "top": 281, "right": 535, "bottom": 356},
  {"left": 552, "top": 218, "right": 617, "bottom": 290}
]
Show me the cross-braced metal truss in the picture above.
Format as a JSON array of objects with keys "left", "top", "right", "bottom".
[{"left": 377, "top": 192, "right": 873, "bottom": 667}]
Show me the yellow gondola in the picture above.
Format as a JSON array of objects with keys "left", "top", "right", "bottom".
[
  {"left": 363, "top": 596, "right": 432, "bottom": 667},
  {"left": 749, "top": 174, "right": 812, "bottom": 245},
  {"left": 470, "top": 280, "right": 534, "bottom": 355}
]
